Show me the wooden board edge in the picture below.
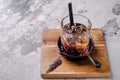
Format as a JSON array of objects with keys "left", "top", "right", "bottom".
[{"left": 41, "top": 72, "right": 111, "bottom": 79}]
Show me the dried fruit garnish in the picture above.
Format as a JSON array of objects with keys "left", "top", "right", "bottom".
[{"left": 46, "top": 57, "right": 62, "bottom": 73}]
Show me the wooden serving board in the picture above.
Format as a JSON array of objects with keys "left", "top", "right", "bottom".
[{"left": 41, "top": 28, "right": 111, "bottom": 79}]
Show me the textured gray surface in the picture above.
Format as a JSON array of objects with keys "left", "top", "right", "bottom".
[{"left": 0, "top": 0, "right": 120, "bottom": 80}]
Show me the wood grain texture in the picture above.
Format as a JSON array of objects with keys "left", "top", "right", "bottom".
[{"left": 41, "top": 28, "right": 111, "bottom": 79}]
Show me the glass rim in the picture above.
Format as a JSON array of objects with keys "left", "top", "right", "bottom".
[{"left": 61, "top": 14, "right": 92, "bottom": 29}]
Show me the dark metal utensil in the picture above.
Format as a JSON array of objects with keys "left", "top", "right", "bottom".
[{"left": 87, "top": 54, "right": 101, "bottom": 68}]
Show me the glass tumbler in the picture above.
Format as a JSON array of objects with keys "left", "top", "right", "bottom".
[{"left": 61, "top": 14, "right": 92, "bottom": 56}]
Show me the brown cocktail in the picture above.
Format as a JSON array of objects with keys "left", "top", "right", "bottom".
[{"left": 61, "top": 14, "right": 92, "bottom": 56}]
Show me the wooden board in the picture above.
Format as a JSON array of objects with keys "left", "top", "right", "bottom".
[{"left": 41, "top": 28, "right": 111, "bottom": 79}]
